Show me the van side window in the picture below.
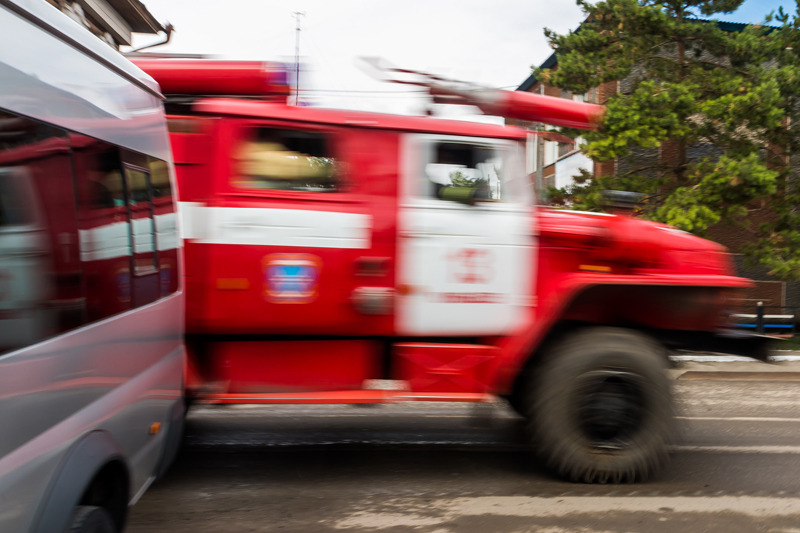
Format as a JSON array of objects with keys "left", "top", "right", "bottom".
[
  {"left": 233, "top": 128, "right": 339, "bottom": 192},
  {"left": 119, "top": 150, "right": 160, "bottom": 308},
  {"left": 0, "top": 110, "right": 180, "bottom": 351},
  {"left": 148, "top": 156, "right": 179, "bottom": 296},
  {"left": 73, "top": 137, "right": 132, "bottom": 322},
  {"left": 124, "top": 165, "right": 157, "bottom": 274},
  {"left": 0, "top": 110, "right": 80, "bottom": 354},
  {"left": 0, "top": 169, "right": 33, "bottom": 227}
]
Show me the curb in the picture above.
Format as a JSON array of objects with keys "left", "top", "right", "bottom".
[
  {"left": 677, "top": 371, "right": 800, "bottom": 381},
  {"left": 671, "top": 353, "right": 800, "bottom": 363},
  {"left": 670, "top": 353, "right": 800, "bottom": 380}
]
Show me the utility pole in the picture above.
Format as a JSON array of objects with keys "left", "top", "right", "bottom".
[{"left": 293, "top": 11, "right": 304, "bottom": 106}]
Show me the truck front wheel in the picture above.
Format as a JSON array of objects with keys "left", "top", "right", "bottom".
[{"left": 526, "top": 327, "right": 674, "bottom": 483}]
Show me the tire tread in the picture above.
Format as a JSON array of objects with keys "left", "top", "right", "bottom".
[{"left": 526, "top": 327, "right": 674, "bottom": 483}]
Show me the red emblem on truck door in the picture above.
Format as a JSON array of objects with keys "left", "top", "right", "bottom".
[{"left": 448, "top": 248, "right": 494, "bottom": 284}]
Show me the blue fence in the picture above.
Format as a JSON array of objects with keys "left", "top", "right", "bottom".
[{"left": 730, "top": 305, "right": 797, "bottom": 337}]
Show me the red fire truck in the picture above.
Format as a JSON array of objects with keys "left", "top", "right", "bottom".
[{"left": 134, "top": 59, "right": 765, "bottom": 483}]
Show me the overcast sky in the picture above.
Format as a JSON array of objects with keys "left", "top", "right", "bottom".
[{"left": 129, "top": 0, "right": 789, "bottom": 118}]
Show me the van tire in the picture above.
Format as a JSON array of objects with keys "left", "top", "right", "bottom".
[
  {"left": 526, "top": 327, "right": 674, "bottom": 483},
  {"left": 69, "top": 506, "right": 116, "bottom": 533}
]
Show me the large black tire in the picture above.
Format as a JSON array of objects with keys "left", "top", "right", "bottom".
[
  {"left": 526, "top": 327, "right": 674, "bottom": 483},
  {"left": 503, "top": 388, "right": 527, "bottom": 418},
  {"left": 69, "top": 506, "right": 116, "bottom": 533}
]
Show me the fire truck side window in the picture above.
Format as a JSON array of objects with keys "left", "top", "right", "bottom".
[
  {"left": 233, "top": 128, "right": 339, "bottom": 192},
  {"left": 0, "top": 110, "right": 81, "bottom": 355},
  {"left": 425, "top": 142, "right": 505, "bottom": 202}
]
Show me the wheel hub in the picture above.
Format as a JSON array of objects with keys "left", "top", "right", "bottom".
[{"left": 575, "top": 370, "right": 646, "bottom": 449}]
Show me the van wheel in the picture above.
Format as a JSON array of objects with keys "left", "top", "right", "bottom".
[
  {"left": 69, "top": 506, "right": 116, "bottom": 533},
  {"left": 526, "top": 327, "right": 674, "bottom": 483}
]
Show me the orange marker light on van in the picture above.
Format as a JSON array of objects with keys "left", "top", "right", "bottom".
[{"left": 149, "top": 423, "right": 161, "bottom": 435}]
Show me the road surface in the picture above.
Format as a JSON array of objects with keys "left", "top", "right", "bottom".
[{"left": 128, "top": 372, "right": 800, "bottom": 532}]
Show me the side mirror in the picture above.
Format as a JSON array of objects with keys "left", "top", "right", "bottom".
[{"left": 601, "top": 190, "right": 645, "bottom": 216}]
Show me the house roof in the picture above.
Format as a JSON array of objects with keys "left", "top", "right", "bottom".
[
  {"left": 518, "top": 52, "right": 556, "bottom": 92},
  {"left": 106, "top": 0, "right": 163, "bottom": 33},
  {"left": 516, "top": 19, "right": 776, "bottom": 91}
]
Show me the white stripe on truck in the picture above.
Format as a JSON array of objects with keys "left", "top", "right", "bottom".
[{"left": 179, "top": 203, "right": 372, "bottom": 249}]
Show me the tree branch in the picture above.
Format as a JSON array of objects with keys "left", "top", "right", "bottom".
[{"left": 616, "top": 164, "right": 664, "bottom": 178}]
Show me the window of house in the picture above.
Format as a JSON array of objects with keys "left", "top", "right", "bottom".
[
  {"left": 526, "top": 132, "right": 538, "bottom": 174},
  {"left": 234, "top": 128, "right": 339, "bottom": 192},
  {"left": 543, "top": 140, "right": 559, "bottom": 167},
  {"left": 558, "top": 141, "right": 575, "bottom": 159}
]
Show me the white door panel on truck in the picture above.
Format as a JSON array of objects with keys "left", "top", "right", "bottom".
[{"left": 397, "top": 134, "right": 534, "bottom": 336}]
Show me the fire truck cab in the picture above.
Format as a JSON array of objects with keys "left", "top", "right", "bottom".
[{"left": 135, "top": 59, "right": 763, "bottom": 483}]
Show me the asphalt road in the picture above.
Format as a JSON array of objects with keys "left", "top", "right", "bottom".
[{"left": 127, "top": 376, "right": 800, "bottom": 533}]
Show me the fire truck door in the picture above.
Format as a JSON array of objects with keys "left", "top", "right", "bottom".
[
  {"left": 397, "top": 135, "right": 533, "bottom": 336},
  {"left": 191, "top": 122, "right": 374, "bottom": 336}
]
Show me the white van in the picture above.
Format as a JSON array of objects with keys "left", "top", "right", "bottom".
[{"left": 0, "top": 1, "right": 184, "bottom": 531}]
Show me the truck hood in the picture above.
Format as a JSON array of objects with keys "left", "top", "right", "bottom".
[{"left": 536, "top": 208, "right": 735, "bottom": 277}]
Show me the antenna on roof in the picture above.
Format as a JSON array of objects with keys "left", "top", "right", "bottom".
[{"left": 293, "top": 11, "right": 305, "bottom": 106}]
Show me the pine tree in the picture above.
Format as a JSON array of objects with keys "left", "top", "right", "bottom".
[{"left": 539, "top": 0, "right": 800, "bottom": 280}]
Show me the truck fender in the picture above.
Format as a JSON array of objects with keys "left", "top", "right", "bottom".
[{"left": 31, "top": 430, "right": 129, "bottom": 533}]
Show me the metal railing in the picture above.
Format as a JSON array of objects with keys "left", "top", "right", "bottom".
[{"left": 730, "top": 304, "right": 798, "bottom": 337}]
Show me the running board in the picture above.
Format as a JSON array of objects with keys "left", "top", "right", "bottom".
[{"left": 197, "top": 390, "right": 494, "bottom": 405}]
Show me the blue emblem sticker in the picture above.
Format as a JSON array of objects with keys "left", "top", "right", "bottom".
[{"left": 263, "top": 254, "right": 321, "bottom": 303}]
